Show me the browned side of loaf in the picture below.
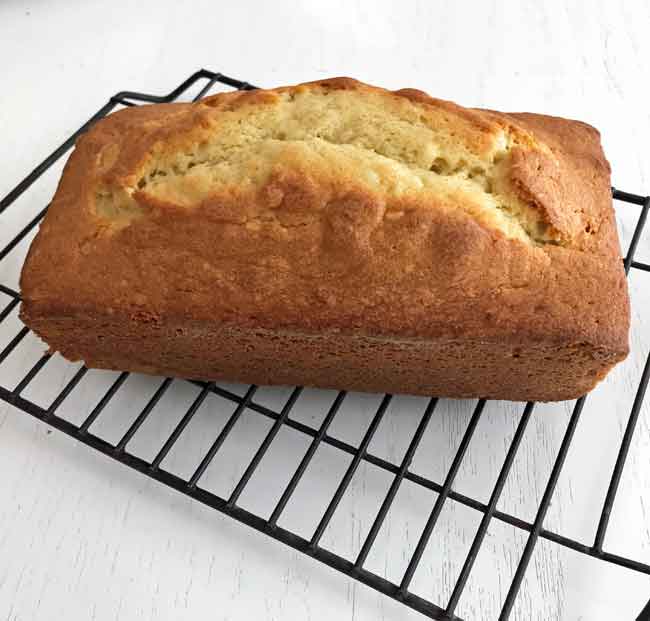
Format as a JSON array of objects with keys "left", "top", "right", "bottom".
[{"left": 23, "top": 315, "right": 620, "bottom": 402}]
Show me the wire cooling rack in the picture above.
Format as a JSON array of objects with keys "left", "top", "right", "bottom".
[{"left": 1, "top": 70, "right": 649, "bottom": 621}]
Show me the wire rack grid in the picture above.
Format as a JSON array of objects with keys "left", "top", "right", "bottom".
[{"left": 0, "top": 69, "right": 649, "bottom": 621}]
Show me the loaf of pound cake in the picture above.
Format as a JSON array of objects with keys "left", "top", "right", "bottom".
[{"left": 20, "top": 78, "right": 630, "bottom": 402}]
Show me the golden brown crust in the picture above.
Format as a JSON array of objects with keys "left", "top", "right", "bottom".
[{"left": 19, "top": 78, "right": 629, "bottom": 401}]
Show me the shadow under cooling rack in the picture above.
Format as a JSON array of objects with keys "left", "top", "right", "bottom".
[{"left": 1, "top": 69, "right": 650, "bottom": 621}]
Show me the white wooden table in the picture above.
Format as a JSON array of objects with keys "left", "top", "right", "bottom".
[{"left": 1, "top": 1, "right": 649, "bottom": 619}]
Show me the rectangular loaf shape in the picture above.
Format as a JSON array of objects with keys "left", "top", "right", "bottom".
[{"left": 20, "top": 78, "right": 630, "bottom": 401}]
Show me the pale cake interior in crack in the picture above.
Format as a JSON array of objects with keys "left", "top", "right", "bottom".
[{"left": 94, "top": 85, "right": 564, "bottom": 245}]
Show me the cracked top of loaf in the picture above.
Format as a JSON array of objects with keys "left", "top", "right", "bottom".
[{"left": 20, "top": 77, "right": 629, "bottom": 352}]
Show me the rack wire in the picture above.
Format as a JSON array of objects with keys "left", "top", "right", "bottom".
[{"left": 1, "top": 69, "right": 649, "bottom": 620}]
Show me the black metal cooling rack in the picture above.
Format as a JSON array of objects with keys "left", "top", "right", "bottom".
[{"left": 1, "top": 69, "right": 649, "bottom": 621}]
